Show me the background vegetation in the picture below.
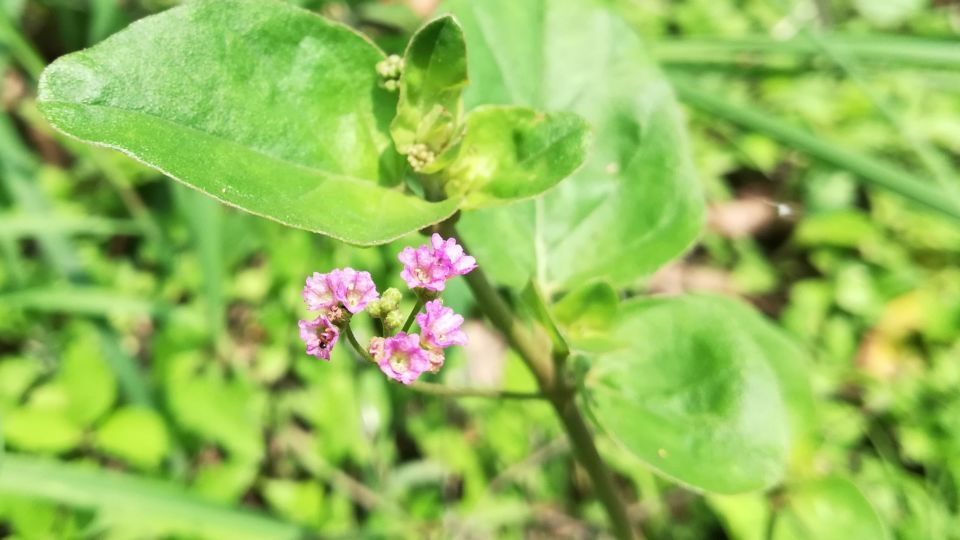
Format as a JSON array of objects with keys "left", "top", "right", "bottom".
[{"left": 1, "top": 0, "right": 959, "bottom": 538}]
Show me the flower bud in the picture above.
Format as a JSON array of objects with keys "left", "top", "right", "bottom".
[
  {"left": 366, "top": 299, "right": 383, "bottom": 318},
  {"left": 405, "top": 143, "right": 435, "bottom": 172},
  {"left": 384, "top": 310, "right": 404, "bottom": 334},
  {"left": 376, "top": 54, "right": 404, "bottom": 92},
  {"left": 380, "top": 288, "right": 402, "bottom": 313}
]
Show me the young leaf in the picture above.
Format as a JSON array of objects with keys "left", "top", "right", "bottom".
[
  {"left": 586, "top": 295, "right": 797, "bottom": 493},
  {"left": 445, "top": 0, "right": 705, "bottom": 290},
  {"left": 773, "top": 477, "right": 889, "bottom": 540},
  {"left": 552, "top": 281, "right": 621, "bottom": 351},
  {"left": 443, "top": 106, "right": 591, "bottom": 208},
  {"left": 38, "top": 0, "right": 459, "bottom": 245},
  {"left": 391, "top": 15, "right": 467, "bottom": 158}
]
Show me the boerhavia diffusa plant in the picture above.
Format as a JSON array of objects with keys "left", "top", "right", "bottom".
[
  {"left": 37, "top": 0, "right": 820, "bottom": 537},
  {"left": 299, "top": 234, "right": 475, "bottom": 384}
]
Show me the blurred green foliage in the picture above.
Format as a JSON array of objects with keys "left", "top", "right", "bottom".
[{"left": 1, "top": 0, "right": 959, "bottom": 538}]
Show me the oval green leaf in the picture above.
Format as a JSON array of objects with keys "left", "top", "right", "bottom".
[
  {"left": 94, "top": 407, "right": 171, "bottom": 469},
  {"left": 773, "top": 477, "right": 889, "bottom": 540},
  {"left": 444, "top": 105, "right": 591, "bottom": 208},
  {"left": 444, "top": 0, "right": 705, "bottom": 290},
  {"left": 586, "top": 295, "right": 792, "bottom": 493},
  {"left": 38, "top": 0, "right": 458, "bottom": 245}
]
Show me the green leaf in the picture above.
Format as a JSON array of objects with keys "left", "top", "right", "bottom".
[
  {"left": 191, "top": 460, "right": 258, "bottom": 504},
  {"left": 58, "top": 330, "right": 118, "bottom": 426},
  {"left": 38, "top": 0, "right": 459, "bottom": 245},
  {"left": 0, "top": 357, "right": 42, "bottom": 409},
  {"left": 0, "top": 455, "right": 302, "bottom": 540},
  {"left": 445, "top": 0, "right": 705, "bottom": 290},
  {"left": 773, "top": 477, "right": 889, "bottom": 540},
  {"left": 444, "top": 106, "right": 591, "bottom": 208},
  {"left": 262, "top": 479, "right": 324, "bottom": 527},
  {"left": 166, "top": 357, "right": 266, "bottom": 462},
  {"left": 708, "top": 493, "right": 770, "bottom": 540},
  {"left": 586, "top": 295, "right": 794, "bottom": 493},
  {"left": 94, "top": 407, "right": 170, "bottom": 469},
  {"left": 391, "top": 15, "right": 467, "bottom": 155},
  {"left": 3, "top": 408, "right": 83, "bottom": 454},
  {"left": 552, "top": 281, "right": 620, "bottom": 351},
  {"left": 553, "top": 281, "right": 619, "bottom": 335}
]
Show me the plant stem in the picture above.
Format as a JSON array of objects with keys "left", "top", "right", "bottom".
[
  {"left": 409, "top": 381, "right": 545, "bottom": 400},
  {"left": 344, "top": 325, "right": 374, "bottom": 363},
  {"left": 401, "top": 298, "right": 424, "bottom": 333},
  {"left": 439, "top": 222, "right": 635, "bottom": 540}
]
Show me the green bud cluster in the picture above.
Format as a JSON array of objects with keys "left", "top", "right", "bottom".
[
  {"left": 406, "top": 143, "right": 436, "bottom": 171},
  {"left": 368, "top": 287, "right": 405, "bottom": 334},
  {"left": 375, "top": 54, "right": 404, "bottom": 92}
]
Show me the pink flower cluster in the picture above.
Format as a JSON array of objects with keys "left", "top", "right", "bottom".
[
  {"left": 399, "top": 233, "right": 477, "bottom": 291},
  {"left": 299, "top": 268, "right": 378, "bottom": 361},
  {"left": 369, "top": 299, "right": 467, "bottom": 383},
  {"left": 298, "top": 235, "right": 476, "bottom": 384}
]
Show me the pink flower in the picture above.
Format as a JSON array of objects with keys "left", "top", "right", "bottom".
[
  {"left": 303, "top": 272, "right": 336, "bottom": 312},
  {"left": 328, "top": 268, "right": 379, "bottom": 314},
  {"left": 303, "top": 268, "right": 378, "bottom": 315},
  {"left": 416, "top": 300, "right": 467, "bottom": 349},
  {"left": 298, "top": 317, "right": 340, "bottom": 361},
  {"left": 375, "top": 332, "right": 432, "bottom": 384},
  {"left": 398, "top": 234, "right": 476, "bottom": 291},
  {"left": 398, "top": 245, "right": 449, "bottom": 291},
  {"left": 430, "top": 233, "right": 477, "bottom": 276}
]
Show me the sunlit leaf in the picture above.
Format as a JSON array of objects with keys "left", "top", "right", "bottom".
[
  {"left": 445, "top": 0, "right": 705, "bottom": 290},
  {"left": 38, "top": 0, "right": 458, "bottom": 245},
  {"left": 587, "top": 295, "right": 795, "bottom": 493}
]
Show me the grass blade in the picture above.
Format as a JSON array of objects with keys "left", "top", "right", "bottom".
[
  {"left": 656, "top": 35, "right": 960, "bottom": 71},
  {"left": 0, "top": 214, "right": 141, "bottom": 238},
  {"left": 174, "top": 186, "right": 224, "bottom": 341},
  {"left": 671, "top": 77, "right": 960, "bottom": 221},
  {"left": 0, "top": 287, "right": 161, "bottom": 317},
  {"left": 0, "top": 455, "right": 303, "bottom": 540}
]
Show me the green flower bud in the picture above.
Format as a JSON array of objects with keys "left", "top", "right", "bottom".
[
  {"left": 380, "top": 288, "right": 402, "bottom": 313},
  {"left": 384, "top": 310, "right": 404, "bottom": 334},
  {"left": 405, "top": 143, "right": 435, "bottom": 172},
  {"left": 375, "top": 54, "right": 404, "bottom": 93},
  {"left": 366, "top": 299, "right": 383, "bottom": 318}
]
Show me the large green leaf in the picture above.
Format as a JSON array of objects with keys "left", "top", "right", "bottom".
[
  {"left": 586, "top": 295, "right": 794, "bottom": 493},
  {"left": 38, "top": 0, "right": 458, "bottom": 245},
  {"left": 444, "top": 0, "right": 705, "bottom": 290},
  {"left": 773, "top": 477, "right": 889, "bottom": 540}
]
